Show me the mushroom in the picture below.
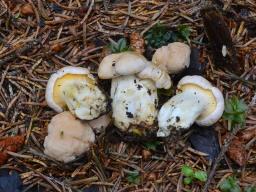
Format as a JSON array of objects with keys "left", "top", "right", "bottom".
[
  {"left": 88, "top": 113, "right": 112, "bottom": 134},
  {"left": 157, "top": 75, "right": 224, "bottom": 137},
  {"left": 45, "top": 66, "right": 107, "bottom": 120},
  {"left": 152, "top": 42, "right": 191, "bottom": 74},
  {"left": 43, "top": 111, "right": 95, "bottom": 163},
  {"left": 98, "top": 51, "right": 172, "bottom": 89},
  {"left": 111, "top": 75, "right": 158, "bottom": 132},
  {"left": 98, "top": 51, "right": 169, "bottom": 132}
]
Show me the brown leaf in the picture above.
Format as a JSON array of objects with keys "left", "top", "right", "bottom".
[
  {"left": 239, "top": 128, "right": 256, "bottom": 142},
  {"left": 226, "top": 136, "right": 247, "bottom": 166},
  {"left": 0, "top": 135, "right": 25, "bottom": 165},
  {"left": 20, "top": 3, "right": 34, "bottom": 16}
]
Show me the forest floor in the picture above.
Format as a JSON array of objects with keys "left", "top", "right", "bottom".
[{"left": 0, "top": 0, "right": 256, "bottom": 192}]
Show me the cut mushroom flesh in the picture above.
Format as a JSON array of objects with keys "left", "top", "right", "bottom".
[
  {"left": 47, "top": 72, "right": 107, "bottom": 120},
  {"left": 111, "top": 75, "right": 158, "bottom": 132}
]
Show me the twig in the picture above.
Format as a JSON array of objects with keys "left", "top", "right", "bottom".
[
  {"left": 202, "top": 126, "right": 241, "bottom": 192},
  {"left": 0, "top": 40, "right": 40, "bottom": 66}
]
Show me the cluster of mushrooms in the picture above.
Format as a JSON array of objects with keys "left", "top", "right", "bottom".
[{"left": 44, "top": 42, "right": 224, "bottom": 163}]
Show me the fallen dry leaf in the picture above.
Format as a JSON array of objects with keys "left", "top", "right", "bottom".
[
  {"left": 0, "top": 135, "right": 25, "bottom": 165},
  {"left": 226, "top": 136, "right": 247, "bottom": 166},
  {"left": 239, "top": 128, "right": 256, "bottom": 142}
]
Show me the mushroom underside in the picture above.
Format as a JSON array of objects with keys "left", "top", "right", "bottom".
[{"left": 157, "top": 86, "right": 217, "bottom": 137}]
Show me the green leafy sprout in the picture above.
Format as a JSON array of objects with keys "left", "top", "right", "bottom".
[
  {"left": 181, "top": 165, "right": 207, "bottom": 185},
  {"left": 177, "top": 24, "right": 191, "bottom": 42},
  {"left": 157, "top": 87, "right": 174, "bottom": 97},
  {"left": 144, "top": 23, "right": 191, "bottom": 48},
  {"left": 219, "top": 176, "right": 241, "bottom": 192},
  {"left": 219, "top": 176, "right": 256, "bottom": 192},
  {"left": 222, "top": 96, "right": 248, "bottom": 130},
  {"left": 244, "top": 186, "right": 256, "bottom": 192},
  {"left": 127, "top": 171, "right": 140, "bottom": 184},
  {"left": 143, "top": 141, "right": 161, "bottom": 151},
  {"left": 109, "top": 38, "right": 130, "bottom": 53},
  {"left": 144, "top": 23, "right": 177, "bottom": 48}
]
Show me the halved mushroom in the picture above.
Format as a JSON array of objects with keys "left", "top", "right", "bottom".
[
  {"left": 152, "top": 42, "right": 191, "bottom": 74},
  {"left": 45, "top": 66, "right": 107, "bottom": 120},
  {"left": 157, "top": 75, "right": 224, "bottom": 137},
  {"left": 44, "top": 111, "right": 95, "bottom": 163},
  {"left": 98, "top": 51, "right": 167, "bottom": 133}
]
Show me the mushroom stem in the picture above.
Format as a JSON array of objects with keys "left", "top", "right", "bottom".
[
  {"left": 157, "top": 89, "right": 208, "bottom": 137},
  {"left": 137, "top": 64, "right": 172, "bottom": 89}
]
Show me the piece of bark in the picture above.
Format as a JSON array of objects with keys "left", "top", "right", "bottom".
[
  {"left": 222, "top": 134, "right": 247, "bottom": 166},
  {"left": 227, "top": 137, "right": 247, "bottom": 166},
  {"left": 0, "top": 135, "right": 25, "bottom": 165},
  {"left": 201, "top": 7, "right": 242, "bottom": 74}
]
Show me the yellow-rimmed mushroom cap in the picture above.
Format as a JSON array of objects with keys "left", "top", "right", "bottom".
[
  {"left": 177, "top": 75, "right": 224, "bottom": 126},
  {"left": 157, "top": 75, "right": 224, "bottom": 137},
  {"left": 45, "top": 66, "right": 107, "bottom": 120}
]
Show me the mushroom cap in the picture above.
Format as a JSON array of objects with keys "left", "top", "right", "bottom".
[
  {"left": 111, "top": 75, "right": 158, "bottom": 132},
  {"left": 98, "top": 51, "right": 172, "bottom": 89},
  {"left": 45, "top": 66, "right": 107, "bottom": 120},
  {"left": 88, "top": 113, "right": 112, "bottom": 133},
  {"left": 152, "top": 42, "right": 191, "bottom": 74},
  {"left": 46, "top": 66, "right": 92, "bottom": 112},
  {"left": 98, "top": 51, "right": 149, "bottom": 79},
  {"left": 43, "top": 111, "right": 95, "bottom": 163},
  {"left": 177, "top": 75, "right": 224, "bottom": 126}
]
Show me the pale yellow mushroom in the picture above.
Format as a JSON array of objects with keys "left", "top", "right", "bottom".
[
  {"left": 152, "top": 42, "right": 191, "bottom": 74},
  {"left": 44, "top": 112, "right": 95, "bottom": 163}
]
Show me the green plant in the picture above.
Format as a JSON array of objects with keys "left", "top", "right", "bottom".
[
  {"left": 177, "top": 25, "right": 191, "bottom": 42},
  {"left": 144, "top": 23, "right": 177, "bottom": 48},
  {"left": 157, "top": 87, "right": 174, "bottom": 97},
  {"left": 109, "top": 38, "right": 130, "bottom": 53},
  {"left": 143, "top": 141, "right": 161, "bottom": 151},
  {"left": 219, "top": 176, "right": 241, "bottom": 192},
  {"left": 127, "top": 171, "right": 140, "bottom": 184},
  {"left": 181, "top": 165, "right": 207, "bottom": 185},
  {"left": 222, "top": 96, "right": 248, "bottom": 130},
  {"left": 244, "top": 186, "right": 256, "bottom": 192}
]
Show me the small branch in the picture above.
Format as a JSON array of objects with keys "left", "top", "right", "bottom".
[
  {"left": 0, "top": 40, "right": 40, "bottom": 66},
  {"left": 202, "top": 126, "right": 240, "bottom": 192}
]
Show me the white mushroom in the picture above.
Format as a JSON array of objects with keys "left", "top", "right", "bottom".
[
  {"left": 157, "top": 75, "right": 224, "bottom": 137},
  {"left": 45, "top": 66, "right": 107, "bottom": 120},
  {"left": 152, "top": 42, "right": 191, "bottom": 74},
  {"left": 137, "top": 65, "right": 172, "bottom": 89},
  {"left": 98, "top": 51, "right": 172, "bottom": 89},
  {"left": 44, "top": 111, "right": 95, "bottom": 163},
  {"left": 98, "top": 51, "right": 148, "bottom": 79},
  {"left": 98, "top": 51, "right": 165, "bottom": 132},
  {"left": 111, "top": 75, "right": 158, "bottom": 132}
]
